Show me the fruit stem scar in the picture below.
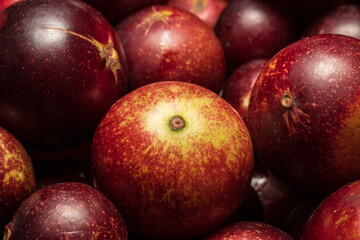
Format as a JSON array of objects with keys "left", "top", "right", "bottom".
[
  {"left": 281, "top": 93, "right": 294, "bottom": 109},
  {"left": 42, "top": 27, "right": 121, "bottom": 83},
  {"left": 169, "top": 116, "right": 186, "bottom": 131}
]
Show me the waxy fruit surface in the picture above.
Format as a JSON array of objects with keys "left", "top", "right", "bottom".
[
  {"left": 248, "top": 34, "right": 360, "bottom": 193},
  {"left": 91, "top": 81, "right": 254, "bottom": 240},
  {"left": 0, "top": 0, "right": 128, "bottom": 151},
  {"left": 0, "top": 127, "right": 35, "bottom": 230},
  {"left": 116, "top": 5, "right": 226, "bottom": 93},
  {"left": 4, "top": 182, "right": 128, "bottom": 240}
]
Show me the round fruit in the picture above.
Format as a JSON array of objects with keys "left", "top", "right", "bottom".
[
  {"left": 248, "top": 34, "right": 360, "bottom": 193},
  {"left": 0, "top": 0, "right": 128, "bottom": 151},
  {"left": 0, "top": 127, "right": 35, "bottom": 232},
  {"left": 3, "top": 182, "right": 128, "bottom": 240},
  {"left": 301, "top": 180, "right": 360, "bottom": 240},
  {"left": 116, "top": 5, "right": 226, "bottom": 93},
  {"left": 203, "top": 221, "right": 294, "bottom": 240},
  {"left": 91, "top": 81, "right": 254, "bottom": 240}
]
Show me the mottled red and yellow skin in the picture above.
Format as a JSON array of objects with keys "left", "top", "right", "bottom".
[
  {"left": 203, "top": 221, "right": 294, "bottom": 240},
  {"left": 4, "top": 182, "right": 128, "bottom": 240},
  {"left": 301, "top": 180, "right": 360, "bottom": 240},
  {"left": 303, "top": 4, "right": 360, "bottom": 40},
  {"left": 248, "top": 34, "right": 360, "bottom": 193},
  {"left": 167, "top": 0, "right": 229, "bottom": 29},
  {"left": 0, "top": 127, "right": 35, "bottom": 230},
  {"left": 0, "top": 0, "right": 128, "bottom": 151},
  {"left": 91, "top": 81, "right": 254, "bottom": 240},
  {"left": 116, "top": 5, "right": 226, "bottom": 93},
  {"left": 222, "top": 58, "right": 268, "bottom": 123}
]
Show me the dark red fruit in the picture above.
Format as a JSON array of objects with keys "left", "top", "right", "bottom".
[
  {"left": 248, "top": 34, "right": 360, "bottom": 194},
  {"left": 0, "top": 0, "right": 128, "bottom": 152},
  {"left": 3, "top": 182, "right": 128, "bottom": 240},
  {"left": 215, "top": 0, "right": 295, "bottom": 72},
  {"left": 203, "top": 221, "right": 294, "bottom": 240},
  {"left": 81, "top": 0, "right": 168, "bottom": 25},
  {"left": 303, "top": 4, "right": 360, "bottom": 40},
  {"left": 222, "top": 58, "right": 268, "bottom": 123},
  {"left": 0, "top": 127, "right": 35, "bottom": 234},
  {"left": 116, "top": 5, "right": 226, "bottom": 93},
  {"left": 301, "top": 180, "right": 360, "bottom": 240},
  {"left": 167, "top": 0, "right": 229, "bottom": 29},
  {"left": 251, "top": 162, "right": 304, "bottom": 228}
]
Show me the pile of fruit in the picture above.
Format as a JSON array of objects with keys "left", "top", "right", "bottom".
[{"left": 0, "top": 0, "right": 360, "bottom": 239}]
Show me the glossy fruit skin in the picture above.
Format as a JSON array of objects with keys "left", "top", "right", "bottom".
[
  {"left": 81, "top": 0, "right": 168, "bottom": 25},
  {"left": 301, "top": 180, "right": 360, "bottom": 240},
  {"left": 214, "top": 0, "right": 294, "bottom": 72},
  {"left": 91, "top": 81, "right": 254, "bottom": 240},
  {"left": 0, "top": 127, "right": 35, "bottom": 232},
  {"left": 167, "top": 0, "right": 229, "bottom": 29},
  {"left": 303, "top": 4, "right": 360, "bottom": 40},
  {"left": 116, "top": 5, "right": 226, "bottom": 93},
  {"left": 3, "top": 182, "right": 128, "bottom": 240},
  {"left": 0, "top": 0, "right": 128, "bottom": 152},
  {"left": 247, "top": 34, "right": 360, "bottom": 194},
  {"left": 203, "top": 221, "right": 294, "bottom": 240},
  {"left": 222, "top": 58, "right": 268, "bottom": 123}
]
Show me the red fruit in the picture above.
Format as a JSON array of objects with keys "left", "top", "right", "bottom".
[
  {"left": 91, "top": 81, "right": 254, "bottom": 239},
  {"left": 0, "top": 127, "right": 35, "bottom": 232},
  {"left": 167, "top": 0, "right": 229, "bottom": 29},
  {"left": 301, "top": 180, "right": 360, "bottom": 240},
  {"left": 3, "top": 182, "right": 128, "bottom": 240},
  {"left": 0, "top": 0, "right": 20, "bottom": 11},
  {"left": 247, "top": 34, "right": 360, "bottom": 193},
  {"left": 222, "top": 58, "right": 268, "bottom": 123},
  {"left": 0, "top": 0, "right": 128, "bottom": 152},
  {"left": 116, "top": 5, "right": 226, "bottom": 93},
  {"left": 203, "top": 221, "right": 294, "bottom": 240},
  {"left": 214, "top": 0, "right": 294, "bottom": 72},
  {"left": 303, "top": 4, "right": 360, "bottom": 40},
  {"left": 81, "top": 0, "right": 168, "bottom": 25}
]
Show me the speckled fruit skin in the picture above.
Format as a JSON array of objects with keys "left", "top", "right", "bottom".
[
  {"left": 301, "top": 180, "right": 360, "bottom": 240},
  {"left": 0, "top": 127, "right": 35, "bottom": 233},
  {"left": 203, "top": 221, "right": 294, "bottom": 240},
  {"left": 81, "top": 0, "right": 168, "bottom": 25},
  {"left": 222, "top": 58, "right": 268, "bottom": 123},
  {"left": 247, "top": 34, "right": 360, "bottom": 194},
  {"left": 214, "top": 0, "right": 294, "bottom": 72},
  {"left": 3, "top": 182, "right": 128, "bottom": 240},
  {"left": 115, "top": 5, "right": 226, "bottom": 93},
  {"left": 0, "top": 0, "right": 128, "bottom": 151},
  {"left": 91, "top": 81, "right": 254, "bottom": 240},
  {"left": 167, "top": 0, "right": 229, "bottom": 29},
  {"left": 303, "top": 4, "right": 360, "bottom": 40}
]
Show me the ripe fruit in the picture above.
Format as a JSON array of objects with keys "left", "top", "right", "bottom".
[
  {"left": 203, "top": 221, "right": 294, "bottom": 240},
  {"left": 0, "top": 0, "right": 19, "bottom": 11},
  {"left": 303, "top": 4, "right": 360, "bottom": 39},
  {"left": 167, "top": 0, "right": 229, "bottom": 29},
  {"left": 248, "top": 34, "right": 360, "bottom": 193},
  {"left": 0, "top": 0, "right": 128, "bottom": 152},
  {"left": 81, "top": 0, "right": 168, "bottom": 25},
  {"left": 215, "top": 0, "right": 294, "bottom": 72},
  {"left": 91, "top": 81, "right": 254, "bottom": 239},
  {"left": 0, "top": 127, "right": 35, "bottom": 233},
  {"left": 3, "top": 182, "right": 128, "bottom": 240},
  {"left": 222, "top": 58, "right": 268, "bottom": 123},
  {"left": 301, "top": 180, "right": 360, "bottom": 240},
  {"left": 116, "top": 5, "right": 226, "bottom": 93}
]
